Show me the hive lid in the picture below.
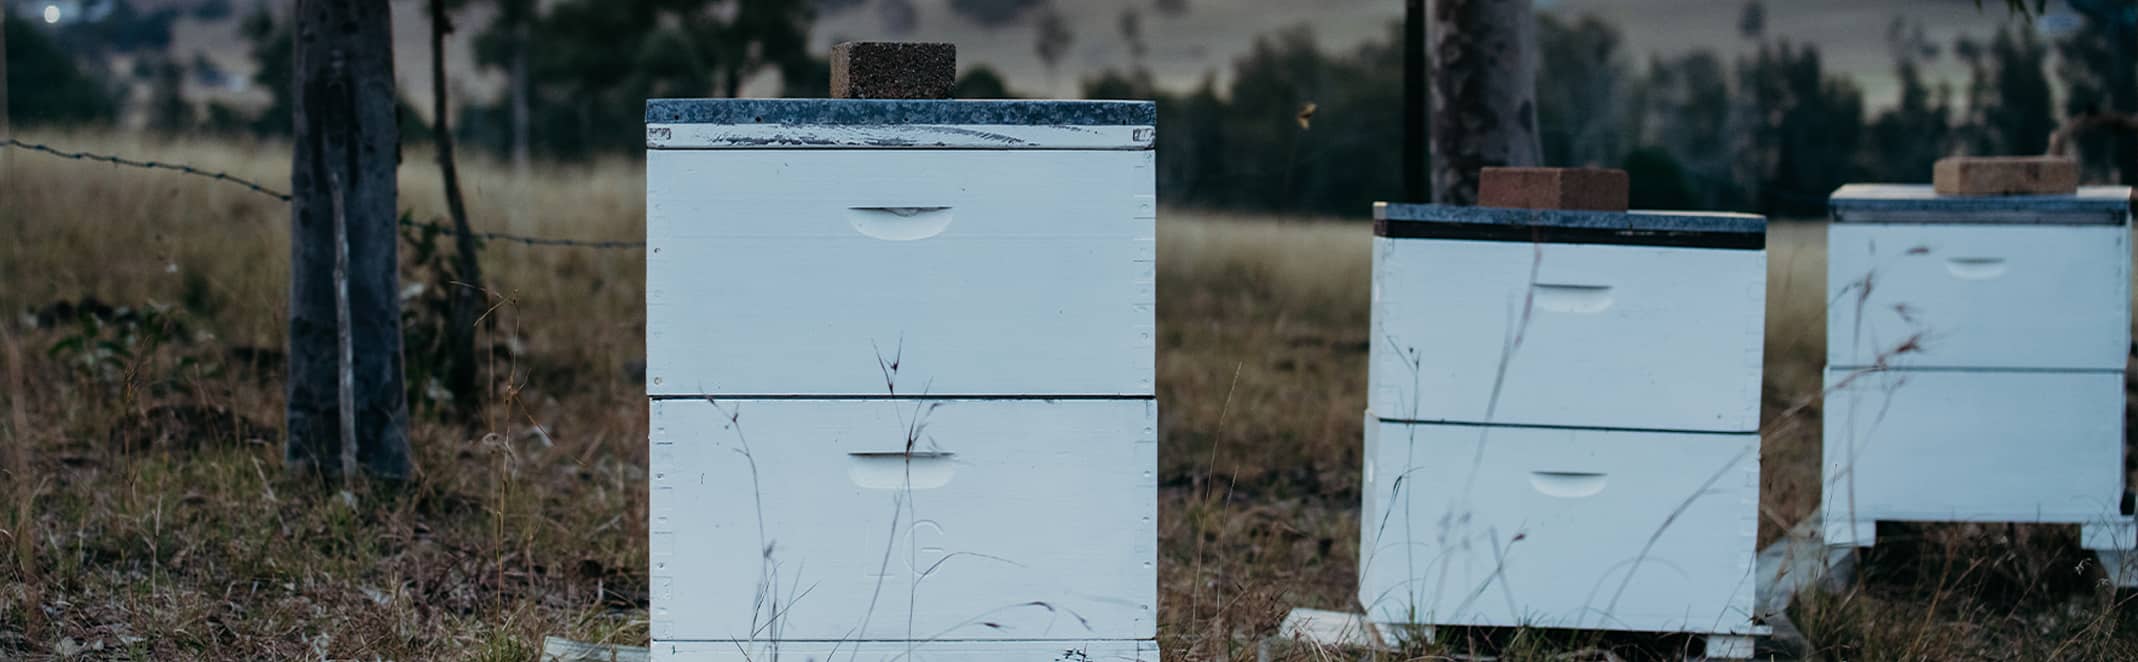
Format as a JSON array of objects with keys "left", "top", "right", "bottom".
[
  {"left": 1373, "top": 202, "right": 1766, "bottom": 250},
  {"left": 645, "top": 99, "right": 1156, "bottom": 150},
  {"left": 1829, "top": 184, "right": 2134, "bottom": 225}
]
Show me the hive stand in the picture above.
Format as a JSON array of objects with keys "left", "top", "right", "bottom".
[
  {"left": 644, "top": 43, "right": 1159, "bottom": 661},
  {"left": 1820, "top": 171, "right": 2137, "bottom": 587}
]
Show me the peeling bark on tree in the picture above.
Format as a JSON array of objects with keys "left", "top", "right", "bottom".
[
  {"left": 1427, "top": 0, "right": 1542, "bottom": 205},
  {"left": 288, "top": 0, "right": 408, "bottom": 480}
]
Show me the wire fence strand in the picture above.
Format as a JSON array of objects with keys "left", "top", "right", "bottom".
[{"left": 4, "top": 137, "right": 645, "bottom": 250}]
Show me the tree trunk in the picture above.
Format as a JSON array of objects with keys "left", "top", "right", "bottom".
[
  {"left": 430, "top": 0, "right": 486, "bottom": 416},
  {"left": 288, "top": 0, "right": 408, "bottom": 480},
  {"left": 2108, "top": 11, "right": 2136, "bottom": 187},
  {"left": 2, "top": 6, "right": 13, "bottom": 181},
  {"left": 1, "top": 5, "right": 11, "bottom": 138},
  {"left": 1427, "top": 0, "right": 1542, "bottom": 205},
  {"left": 2068, "top": 0, "right": 2136, "bottom": 186},
  {"left": 1404, "top": 0, "right": 1426, "bottom": 203}
]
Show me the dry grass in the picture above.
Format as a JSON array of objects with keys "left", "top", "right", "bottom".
[
  {"left": 4, "top": 130, "right": 2137, "bottom": 659},
  {"left": 3, "top": 130, "right": 648, "bottom": 659},
  {"left": 1154, "top": 211, "right": 1369, "bottom": 659}
]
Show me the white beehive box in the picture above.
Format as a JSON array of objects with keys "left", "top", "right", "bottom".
[
  {"left": 1359, "top": 419, "right": 1760, "bottom": 633},
  {"left": 645, "top": 98, "right": 1158, "bottom": 661},
  {"left": 1823, "top": 184, "right": 2134, "bottom": 551},
  {"left": 1360, "top": 202, "right": 1768, "bottom": 649},
  {"left": 1366, "top": 205, "right": 1768, "bottom": 432},
  {"left": 646, "top": 101, "right": 1156, "bottom": 398}
]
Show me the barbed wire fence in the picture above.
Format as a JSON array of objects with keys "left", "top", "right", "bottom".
[{"left": 2, "top": 137, "right": 646, "bottom": 250}]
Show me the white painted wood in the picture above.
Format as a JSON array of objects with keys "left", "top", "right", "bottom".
[
  {"left": 2097, "top": 549, "right": 2138, "bottom": 588},
  {"left": 1359, "top": 416, "right": 1762, "bottom": 635},
  {"left": 651, "top": 639, "right": 1160, "bottom": 661},
  {"left": 542, "top": 637, "right": 650, "bottom": 662},
  {"left": 1822, "top": 517, "right": 1878, "bottom": 549},
  {"left": 1369, "top": 237, "right": 1766, "bottom": 432},
  {"left": 649, "top": 398, "right": 1157, "bottom": 643},
  {"left": 1832, "top": 184, "right": 2134, "bottom": 204},
  {"left": 1826, "top": 223, "right": 2130, "bottom": 370},
  {"left": 1755, "top": 516, "right": 1852, "bottom": 620},
  {"left": 1267, "top": 608, "right": 1398, "bottom": 651},
  {"left": 1704, "top": 635, "right": 1756, "bottom": 660},
  {"left": 1821, "top": 368, "right": 2126, "bottom": 527},
  {"left": 2085, "top": 520, "right": 2137, "bottom": 551},
  {"left": 649, "top": 123, "right": 1156, "bottom": 150},
  {"left": 647, "top": 149, "right": 1156, "bottom": 397},
  {"left": 1829, "top": 184, "right": 2134, "bottom": 225}
]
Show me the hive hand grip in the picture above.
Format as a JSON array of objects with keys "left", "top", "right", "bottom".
[
  {"left": 1945, "top": 256, "right": 2008, "bottom": 280},
  {"left": 1529, "top": 471, "right": 1608, "bottom": 498},
  {"left": 847, "top": 206, "right": 954, "bottom": 241},
  {"left": 1531, "top": 283, "right": 1615, "bottom": 314},
  {"left": 847, "top": 451, "right": 957, "bottom": 489}
]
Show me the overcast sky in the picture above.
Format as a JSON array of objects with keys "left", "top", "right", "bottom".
[
  {"left": 131, "top": 0, "right": 2053, "bottom": 115},
  {"left": 806, "top": 0, "right": 2041, "bottom": 105}
]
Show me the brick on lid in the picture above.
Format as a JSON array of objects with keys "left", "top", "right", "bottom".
[
  {"left": 830, "top": 42, "right": 955, "bottom": 100},
  {"left": 1933, "top": 156, "right": 2079, "bottom": 197},
  {"left": 1479, "top": 167, "right": 1630, "bottom": 212}
]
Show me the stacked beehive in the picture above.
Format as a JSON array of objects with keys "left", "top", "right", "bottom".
[
  {"left": 643, "top": 46, "right": 1159, "bottom": 661},
  {"left": 1823, "top": 158, "right": 2136, "bottom": 577},
  {"left": 1359, "top": 168, "right": 1768, "bottom": 657}
]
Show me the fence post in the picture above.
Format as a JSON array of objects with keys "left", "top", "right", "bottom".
[{"left": 429, "top": 0, "right": 488, "bottom": 416}]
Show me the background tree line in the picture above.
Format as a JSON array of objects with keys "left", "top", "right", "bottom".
[
  {"left": 8, "top": 0, "right": 2136, "bottom": 219},
  {"left": 1096, "top": 0, "right": 2136, "bottom": 218}
]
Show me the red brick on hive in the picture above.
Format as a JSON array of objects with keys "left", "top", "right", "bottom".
[
  {"left": 1478, "top": 167, "right": 1630, "bottom": 212},
  {"left": 1933, "top": 156, "right": 2079, "bottom": 196}
]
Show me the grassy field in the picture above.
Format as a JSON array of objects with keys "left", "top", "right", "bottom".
[{"left": 3, "top": 131, "right": 2137, "bottom": 659}]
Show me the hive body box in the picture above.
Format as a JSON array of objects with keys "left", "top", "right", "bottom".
[
  {"left": 1360, "top": 203, "right": 1768, "bottom": 656},
  {"left": 1823, "top": 185, "right": 2136, "bottom": 566},
  {"left": 645, "top": 99, "right": 1158, "bottom": 661}
]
